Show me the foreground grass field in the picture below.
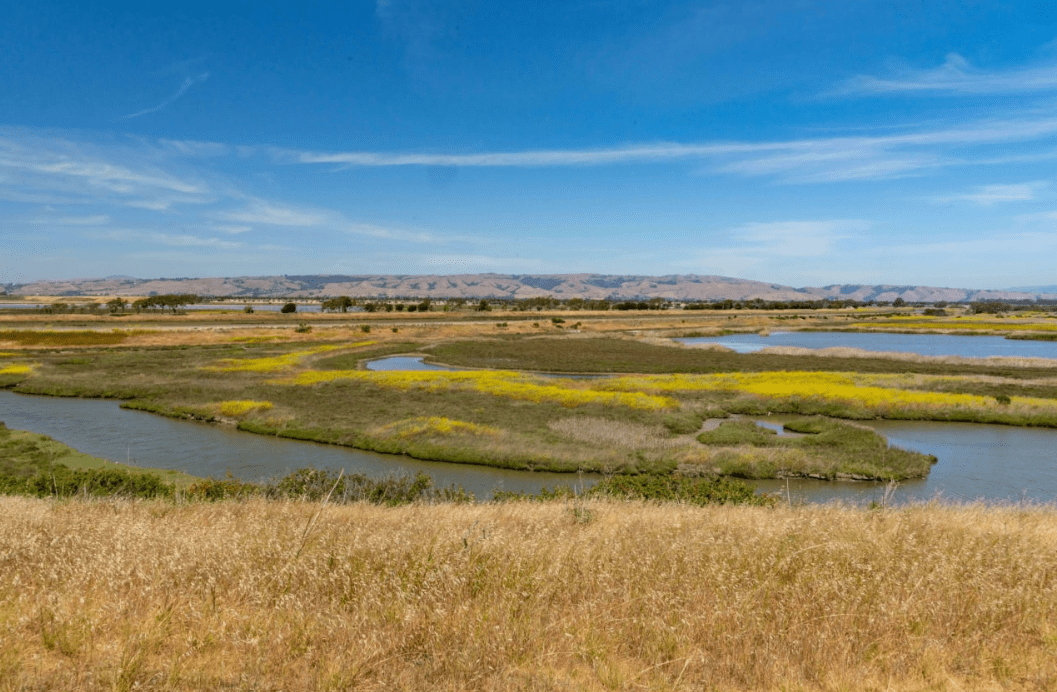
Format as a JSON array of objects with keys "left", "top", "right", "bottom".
[{"left": 1, "top": 496, "right": 1055, "bottom": 691}]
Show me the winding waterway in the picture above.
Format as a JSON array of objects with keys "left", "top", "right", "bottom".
[{"left": 0, "top": 390, "right": 590, "bottom": 499}]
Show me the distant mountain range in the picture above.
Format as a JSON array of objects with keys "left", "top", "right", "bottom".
[{"left": 4, "top": 273, "right": 1056, "bottom": 303}]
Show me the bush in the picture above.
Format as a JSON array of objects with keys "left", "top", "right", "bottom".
[
  {"left": 265, "top": 468, "right": 473, "bottom": 505},
  {"left": 495, "top": 474, "right": 772, "bottom": 507},
  {"left": 280, "top": 303, "right": 297, "bottom": 314},
  {"left": 2, "top": 464, "right": 175, "bottom": 500},
  {"left": 295, "top": 323, "right": 312, "bottom": 333}
]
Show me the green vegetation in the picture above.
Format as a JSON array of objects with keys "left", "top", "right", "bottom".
[
  {"left": 0, "top": 420, "right": 196, "bottom": 498},
  {"left": 496, "top": 473, "right": 773, "bottom": 507},
  {"left": 694, "top": 417, "right": 935, "bottom": 480},
  {"left": 131, "top": 293, "right": 199, "bottom": 313}
]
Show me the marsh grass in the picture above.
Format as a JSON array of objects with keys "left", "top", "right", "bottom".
[
  {"left": 694, "top": 417, "right": 934, "bottom": 480},
  {"left": 3, "top": 496, "right": 1056, "bottom": 691}
]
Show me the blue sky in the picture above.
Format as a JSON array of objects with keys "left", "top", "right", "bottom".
[{"left": 3, "top": 1, "right": 1057, "bottom": 289}]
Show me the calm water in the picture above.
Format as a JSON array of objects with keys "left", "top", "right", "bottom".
[
  {"left": 752, "top": 418, "right": 1057, "bottom": 505},
  {"left": 679, "top": 331, "right": 1057, "bottom": 359},
  {"left": 0, "top": 391, "right": 592, "bottom": 499},
  {"left": 366, "top": 356, "right": 452, "bottom": 371},
  {"left": 3, "top": 390, "right": 1057, "bottom": 505}
]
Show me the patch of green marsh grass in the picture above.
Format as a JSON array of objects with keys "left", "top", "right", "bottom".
[{"left": 696, "top": 416, "right": 935, "bottom": 480}]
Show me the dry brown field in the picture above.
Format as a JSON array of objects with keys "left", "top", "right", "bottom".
[{"left": 2, "top": 496, "right": 1055, "bottom": 691}]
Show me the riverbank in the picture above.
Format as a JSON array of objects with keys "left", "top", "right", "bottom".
[
  {"left": 0, "top": 420, "right": 198, "bottom": 492},
  {"left": 2, "top": 495, "right": 1055, "bottom": 691}
]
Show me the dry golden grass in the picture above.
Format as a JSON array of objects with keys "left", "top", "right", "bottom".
[{"left": 2, "top": 496, "right": 1056, "bottom": 691}]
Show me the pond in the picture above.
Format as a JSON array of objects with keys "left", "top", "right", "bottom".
[{"left": 678, "top": 331, "right": 1057, "bottom": 359}]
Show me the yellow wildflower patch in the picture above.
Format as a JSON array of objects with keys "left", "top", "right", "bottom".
[
  {"left": 217, "top": 400, "right": 274, "bottom": 417},
  {"left": 207, "top": 341, "right": 375, "bottom": 373},
  {"left": 0, "top": 364, "right": 32, "bottom": 375},
  {"left": 378, "top": 416, "right": 501, "bottom": 438},
  {"left": 279, "top": 369, "right": 677, "bottom": 410},
  {"left": 597, "top": 371, "right": 1057, "bottom": 416}
]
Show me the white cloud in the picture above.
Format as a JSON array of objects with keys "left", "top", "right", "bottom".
[
  {"left": 123, "top": 73, "right": 210, "bottom": 119},
  {"left": 31, "top": 214, "right": 111, "bottom": 226},
  {"left": 932, "top": 181, "right": 1048, "bottom": 205},
  {"left": 669, "top": 219, "right": 867, "bottom": 282},
  {"left": 210, "top": 224, "right": 253, "bottom": 234},
  {"left": 835, "top": 54, "right": 1057, "bottom": 96},
  {"left": 270, "top": 115, "right": 1057, "bottom": 183},
  {"left": 90, "top": 229, "right": 242, "bottom": 249},
  {"left": 736, "top": 220, "right": 867, "bottom": 256},
  {"left": 0, "top": 130, "right": 212, "bottom": 209},
  {"left": 217, "top": 200, "right": 330, "bottom": 227}
]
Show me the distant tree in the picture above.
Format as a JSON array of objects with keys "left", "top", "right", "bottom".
[
  {"left": 892, "top": 297, "right": 906, "bottom": 307},
  {"left": 280, "top": 302, "right": 297, "bottom": 314},
  {"left": 106, "top": 298, "right": 128, "bottom": 314},
  {"left": 476, "top": 299, "right": 490, "bottom": 312},
  {"left": 417, "top": 298, "right": 432, "bottom": 312},
  {"left": 138, "top": 293, "right": 199, "bottom": 313}
]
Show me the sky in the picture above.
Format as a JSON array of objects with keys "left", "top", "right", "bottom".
[{"left": 3, "top": 1, "right": 1057, "bottom": 289}]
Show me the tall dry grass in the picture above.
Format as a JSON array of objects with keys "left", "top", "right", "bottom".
[{"left": 2, "top": 496, "right": 1055, "bottom": 691}]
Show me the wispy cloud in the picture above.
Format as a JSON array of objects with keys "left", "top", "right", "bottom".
[
  {"left": 834, "top": 54, "right": 1057, "bottom": 96},
  {"left": 270, "top": 115, "right": 1057, "bottom": 183},
  {"left": 0, "top": 130, "right": 212, "bottom": 209},
  {"left": 90, "top": 229, "right": 243, "bottom": 249},
  {"left": 670, "top": 219, "right": 867, "bottom": 282},
  {"left": 735, "top": 220, "right": 867, "bottom": 256},
  {"left": 932, "top": 181, "right": 1048, "bottom": 206},
  {"left": 123, "top": 73, "right": 210, "bottom": 119},
  {"left": 218, "top": 200, "right": 330, "bottom": 227},
  {"left": 217, "top": 199, "right": 447, "bottom": 243},
  {"left": 31, "top": 214, "right": 112, "bottom": 226}
]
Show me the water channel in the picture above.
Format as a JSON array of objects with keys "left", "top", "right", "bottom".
[{"left": 0, "top": 390, "right": 589, "bottom": 499}]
